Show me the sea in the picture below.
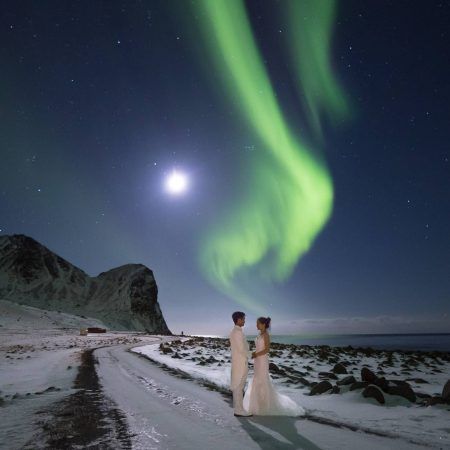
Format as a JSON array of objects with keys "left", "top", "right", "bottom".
[
  {"left": 198, "top": 333, "right": 450, "bottom": 352},
  {"left": 260, "top": 333, "right": 450, "bottom": 352}
]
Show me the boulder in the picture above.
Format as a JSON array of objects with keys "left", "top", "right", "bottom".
[
  {"left": 269, "top": 362, "right": 283, "bottom": 374},
  {"left": 425, "top": 396, "right": 444, "bottom": 406},
  {"left": 318, "top": 371, "right": 338, "bottom": 380},
  {"left": 361, "top": 367, "right": 377, "bottom": 383},
  {"left": 310, "top": 381, "right": 333, "bottom": 396},
  {"left": 388, "top": 383, "right": 416, "bottom": 402},
  {"left": 331, "top": 385, "right": 341, "bottom": 394},
  {"left": 362, "top": 385, "right": 385, "bottom": 404},
  {"left": 350, "top": 381, "right": 369, "bottom": 391},
  {"left": 160, "top": 345, "right": 173, "bottom": 354},
  {"left": 337, "top": 375, "right": 356, "bottom": 386},
  {"left": 293, "top": 377, "right": 310, "bottom": 386},
  {"left": 373, "top": 377, "right": 390, "bottom": 393},
  {"left": 442, "top": 380, "right": 450, "bottom": 402},
  {"left": 332, "top": 363, "right": 348, "bottom": 374},
  {"left": 415, "top": 392, "right": 431, "bottom": 399}
]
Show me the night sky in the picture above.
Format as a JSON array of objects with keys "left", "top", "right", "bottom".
[{"left": 1, "top": 1, "right": 449, "bottom": 336}]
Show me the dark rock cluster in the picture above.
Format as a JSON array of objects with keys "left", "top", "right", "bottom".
[{"left": 158, "top": 336, "right": 450, "bottom": 408}]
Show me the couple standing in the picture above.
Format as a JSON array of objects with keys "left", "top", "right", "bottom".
[{"left": 229, "top": 311, "right": 305, "bottom": 417}]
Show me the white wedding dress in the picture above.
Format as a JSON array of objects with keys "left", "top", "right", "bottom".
[{"left": 243, "top": 334, "right": 305, "bottom": 416}]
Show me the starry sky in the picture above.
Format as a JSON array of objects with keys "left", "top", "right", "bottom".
[{"left": 1, "top": 1, "right": 449, "bottom": 336}]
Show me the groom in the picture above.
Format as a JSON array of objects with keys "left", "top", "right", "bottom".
[{"left": 229, "top": 311, "right": 253, "bottom": 417}]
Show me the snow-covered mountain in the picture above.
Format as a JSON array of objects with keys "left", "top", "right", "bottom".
[{"left": 0, "top": 234, "right": 171, "bottom": 333}]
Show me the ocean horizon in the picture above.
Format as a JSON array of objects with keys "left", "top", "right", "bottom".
[{"left": 192, "top": 333, "right": 450, "bottom": 352}]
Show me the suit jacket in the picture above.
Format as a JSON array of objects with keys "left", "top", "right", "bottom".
[{"left": 229, "top": 325, "right": 251, "bottom": 390}]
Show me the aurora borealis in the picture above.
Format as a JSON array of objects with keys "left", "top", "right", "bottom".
[
  {"left": 193, "top": 0, "right": 348, "bottom": 311},
  {"left": 1, "top": 1, "right": 449, "bottom": 335}
]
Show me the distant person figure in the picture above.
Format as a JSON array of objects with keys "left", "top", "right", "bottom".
[
  {"left": 229, "top": 311, "right": 252, "bottom": 417},
  {"left": 181, "top": 331, "right": 184, "bottom": 336},
  {"left": 243, "top": 317, "right": 305, "bottom": 416}
]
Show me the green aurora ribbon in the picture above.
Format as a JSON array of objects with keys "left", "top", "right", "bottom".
[{"left": 193, "top": 0, "right": 349, "bottom": 310}]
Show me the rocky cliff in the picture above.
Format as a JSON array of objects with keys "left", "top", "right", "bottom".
[{"left": 0, "top": 234, "right": 171, "bottom": 334}]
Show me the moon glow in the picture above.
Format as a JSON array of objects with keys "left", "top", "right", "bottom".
[{"left": 165, "top": 170, "right": 188, "bottom": 195}]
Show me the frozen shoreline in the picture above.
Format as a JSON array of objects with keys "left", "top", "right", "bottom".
[
  {"left": 131, "top": 336, "right": 450, "bottom": 449},
  {"left": 2, "top": 300, "right": 449, "bottom": 450},
  {"left": 1, "top": 328, "right": 444, "bottom": 449}
]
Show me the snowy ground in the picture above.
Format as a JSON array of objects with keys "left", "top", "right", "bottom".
[
  {"left": 2, "top": 300, "right": 449, "bottom": 449},
  {"left": 132, "top": 336, "right": 450, "bottom": 449},
  {"left": 0, "top": 300, "right": 157, "bottom": 448}
]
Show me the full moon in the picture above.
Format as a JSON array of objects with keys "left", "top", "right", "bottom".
[{"left": 165, "top": 170, "right": 188, "bottom": 195}]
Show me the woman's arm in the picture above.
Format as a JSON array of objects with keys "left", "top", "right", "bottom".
[{"left": 252, "top": 333, "right": 270, "bottom": 358}]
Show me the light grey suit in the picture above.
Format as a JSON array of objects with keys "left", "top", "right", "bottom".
[{"left": 229, "top": 325, "right": 252, "bottom": 414}]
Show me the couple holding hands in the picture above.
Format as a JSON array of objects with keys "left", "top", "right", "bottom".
[{"left": 229, "top": 311, "right": 304, "bottom": 417}]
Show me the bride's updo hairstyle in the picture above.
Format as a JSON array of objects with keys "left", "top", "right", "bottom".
[{"left": 257, "top": 316, "right": 271, "bottom": 330}]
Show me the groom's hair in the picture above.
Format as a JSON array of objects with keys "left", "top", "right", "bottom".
[{"left": 232, "top": 311, "right": 245, "bottom": 324}]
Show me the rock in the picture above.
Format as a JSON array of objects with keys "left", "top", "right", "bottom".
[
  {"left": 442, "top": 380, "right": 450, "bottom": 402},
  {"left": 337, "top": 375, "right": 356, "bottom": 386},
  {"left": 44, "top": 386, "right": 60, "bottom": 392},
  {"left": 171, "top": 352, "right": 182, "bottom": 359},
  {"left": 361, "top": 367, "right": 377, "bottom": 383},
  {"left": 332, "top": 363, "right": 348, "bottom": 374},
  {"left": 331, "top": 385, "right": 340, "bottom": 394},
  {"left": 293, "top": 377, "right": 310, "bottom": 386},
  {"left": 160, "top": 345, "right": 173, "bottom": 354},
  {"left": 360, "top": 347, "right": 376, "bottom": 357},
  {"left": 373, "top": 377, "right": 390, "bottom": 393},
  {"left": 269, "top": 362, "right": 283, "bottom": 374},
  {"left": 0, "top": 234, "right": 171, "bottom": 333},
  {"left": 362, "top": 385, "right": 385, "bottom": 404},
  {"left": 350, "top": 381, "right": 369, "bottom": 391},
  {"left": 415, "top": 392, "right": 431, "bottom": 399},
  {"left": 310, "top": 381, "right": 333, "bottom": 395},
  {"left": 318, "top": 372, "right": 338, "bottom": 380},
  {"left": 425, "top": 396, "right": 444, "bottom": 406},
  {"left": 388, "top": 383, "right": 416, "bottom": 402}
]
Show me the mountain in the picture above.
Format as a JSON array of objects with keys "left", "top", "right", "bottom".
[{"left": 0, "top": 234, "right": 171, "bottom": 334}]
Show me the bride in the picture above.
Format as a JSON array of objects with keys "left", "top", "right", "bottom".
[{"left": 243, "top": 317, "right": 305, "bottom": 416}]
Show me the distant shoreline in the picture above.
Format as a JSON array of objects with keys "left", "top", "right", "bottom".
[
  {"left": 186, "top": 333, "right": 450, "bottom": 353},
  {"left": 193, "top": 332, "right": 450, "bottom": 337}
]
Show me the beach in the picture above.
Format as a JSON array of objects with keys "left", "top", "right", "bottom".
[
  {"left": 133, "top": 335, "right": 450, "bottom": 449},
  {"left": 2, "top": 311, "right": 449, "bottom": 449}
]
